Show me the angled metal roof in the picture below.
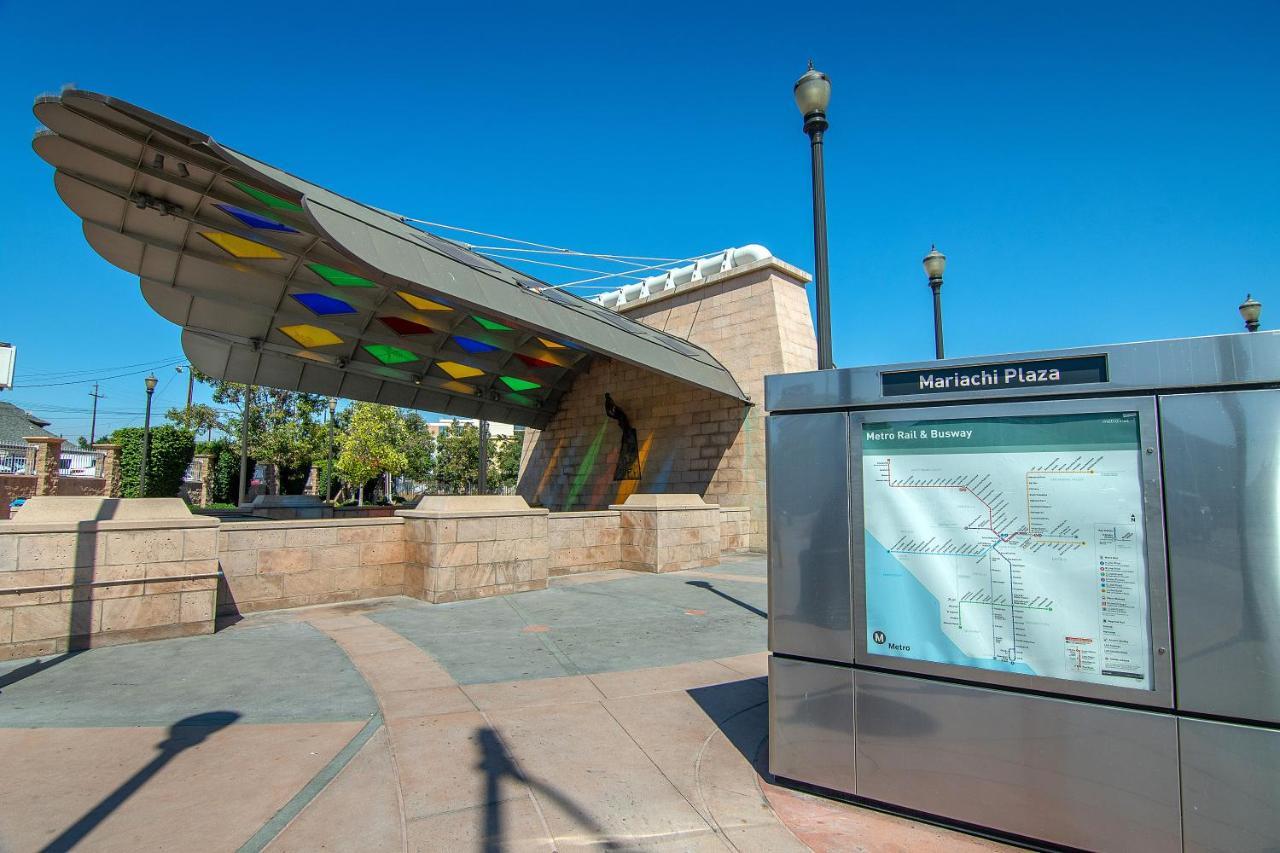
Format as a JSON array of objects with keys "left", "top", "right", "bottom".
[{"left": 32, "top": 90, "right": 747, "bottom": 429}]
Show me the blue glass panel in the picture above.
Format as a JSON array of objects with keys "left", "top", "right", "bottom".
[
  {"left": 213, "top": 203, "right": 298, "bottom": 233},
  {"left": 453, "top": 336, "right": 499, "bottom": 354},
  {"left": 292, "top": 292, "right": 357, "bottom": 316}
]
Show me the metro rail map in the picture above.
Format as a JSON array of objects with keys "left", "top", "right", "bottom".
[{"left": 861, "top": 412, "right": 1153, "bottom": 689}]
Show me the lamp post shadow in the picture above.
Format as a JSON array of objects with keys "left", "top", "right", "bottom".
[
  {"left": 39, "top": 711, "right": 241, "bottom": 853},
  {"left": 476, "top": 726, "right": 623, "bottom": 852},
  {"left": 686, "top": 580, "right": 767, "bottom": 619}
]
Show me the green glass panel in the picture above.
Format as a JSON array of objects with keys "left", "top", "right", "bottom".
[
  {"left": 500, "top": 375, "right": 540, "bottom": 392},
  {"left": 308, "top": 262, "right": 375, "bottom": 288},
  {"left": 364, "top": 344, "right": 418, "bottom": 365},
  {"left": 232, "top": 180, "right": 304, "bottom": 212},
  {"left": 473, "top": 316, "right": 513, "bottom": 332}
]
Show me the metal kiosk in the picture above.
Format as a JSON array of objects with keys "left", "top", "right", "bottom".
[{"left": 764, "top": 332, "right": 1280, "bottom": 852}]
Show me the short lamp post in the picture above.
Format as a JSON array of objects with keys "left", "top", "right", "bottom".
[
  {"left": 139, "top": 373, "right": 158, "bottom": 496},
  {"left": 1240, "top": 294, "right": 1262, "bottom": 332},
  {"left": 923, "top": 246, "right": 947, "bottom": 359},
  {"left": 325, "top": 396, "right": 337, "bottom": 501},
  {"left": 794, "top": 61, "right": 834, "bottom": 370}
]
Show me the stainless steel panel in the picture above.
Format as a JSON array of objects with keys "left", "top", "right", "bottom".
[
  {"left": 1163, "top": 390, "right": 1280, "bottom": 724},
  {"left": 850, "top": 396, "right": 1175, "bottom": 708},
  {"left": 766, "top": 330, "right": 1280, "bottom": 412},
  {"left": 1180, "top": 718, "right": 1280, "bottom": 853},
  {"left": 853, "top": 669, "right": 1182, "bottom": 852},
  {"left": 768, "top": 656, "right": 855, "bottom": 794},
  {"left": 767, "top": 412, "right": 853, "bottom": 662}
]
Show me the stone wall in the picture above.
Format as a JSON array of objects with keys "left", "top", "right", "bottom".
[
  {"left": 519, "top": 257, "right": 817, "bottom": 550},
  {"left": 400, "top": 496, "right": 550, "bottom": 603},
  {"left": 0, "top": 498, "right": 219, "bottom": 660},
  {"left": 613, "top": 494, "right": 721, "bottom": 573},
  {"left": 720, "top": 507, "right": 751, "bottom": 553},
  {"left": 216, "top": 518, "right": 406, "bottom": 616},
  {"left": 0, "top": 475, "right": 37, "bottom": 520},
  {"left": 548, "top": 511, "right": 622, "bottom": 576},
  {"left": 1, "top": 494, "right": 750, "bottom": 658}
]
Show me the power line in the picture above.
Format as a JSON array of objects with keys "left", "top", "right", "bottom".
[
  {"left": 15, "top": 359, "right": 186, "bottom": 389},
  {"left": 19, "top": 356, "right": 186, "bottom": 381}
]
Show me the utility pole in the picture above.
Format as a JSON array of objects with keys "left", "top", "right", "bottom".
[
  {"left": 88, "top": 383, "right": 104, "bottom": 444},
  {"left": 185, "top": 366, "right": 194, "bottom": 409}
]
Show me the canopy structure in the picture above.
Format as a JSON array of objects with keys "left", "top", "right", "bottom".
[{"left": 32, "top": 90, "right": 747, "bottom": 428}]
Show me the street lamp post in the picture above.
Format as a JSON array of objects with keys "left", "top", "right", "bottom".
[
  {"left": 326, "top": 396, "right": 337, "bottom": 501},
  {"left": 140, "top": 374, "right": 158, "bottom": 496},
  {"left": 477, "top": 420, "right": 489, "bottom": 494},
  {"left": 923, "top": 246, "right": 947, "bottom": 359},
  {"left": 794, "top": 61, "right": 834, "bottom": 370},
  {"left": 1240, "top": 294, "right": 1262, "bottom": 332},
  {"left": 237, "top": 388, "right": 253, "bottom": 507}
]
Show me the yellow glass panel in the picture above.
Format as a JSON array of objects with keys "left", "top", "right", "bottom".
[
  {"left": 200, "top": 231, "right": 284, "bottom": 259},
  {"left": 279, "top": 324, "right": 343, "bottom": 348},
  {"left": 436, "top": 360, "right": 484, "bottom": 380},
  {"left": 537, "top": 337, "right": 567, "bottom": 349},
  {"left": 440, "top": 380, "right": 477, "bottom": 395},
  {"left": 397, "top": 290, "right": 452, "bottom": 311}
]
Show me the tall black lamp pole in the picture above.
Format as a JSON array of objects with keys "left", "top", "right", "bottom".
[
  {"left": 326, "top": 396, "right": 337, "bottom": 501},
  {"left": 1240, "top": 294, "right": 1262, "bottom": 332},
  {"left": 794, "top": 62, "right": 834, "bottom": 370},
  {"left": 140, "top": 373, "right": 158, "bottom": 496},
  {"left": 478, "top": 420, "right": 489, "bottom": 494},
  {"left": 923, "top": 246, "right": 947, "bottom": 359}
]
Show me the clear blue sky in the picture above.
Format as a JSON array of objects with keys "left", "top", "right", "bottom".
[{"left": 2, "top": 1, "right": 1276, "bottom": 438}]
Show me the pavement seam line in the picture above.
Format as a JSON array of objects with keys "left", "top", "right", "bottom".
[
  {"left": 502, "top": 596, "right": 583, "bottom": 676},
  {"left": 235, "top": 711, "right": 385, "bottom": 853},
  {"left": 596, "top": 700, "right": 725, "bottom": 844},
  {"left": 691, "top": 697, "right": 781, "bottom": 853},
  {"left": 478, "top": 709, "right": 559, "bottom": 850}
]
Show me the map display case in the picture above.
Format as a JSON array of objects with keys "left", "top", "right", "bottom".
[
  {"left": 852, "top": 397, "right": 1173, "bottom": 707},
  {"left": 764, "top": 332, "right": 1280, "bottom": 852}
]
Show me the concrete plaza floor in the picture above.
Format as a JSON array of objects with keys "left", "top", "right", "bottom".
[{"left": 0, "top": 556, "right": 1012, "bottom": 852}]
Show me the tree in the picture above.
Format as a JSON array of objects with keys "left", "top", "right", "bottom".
[
  {"left": 335, "top": 403, "right": 408, "bottom": 505},
  {"left": 193, "top": 369, "right": 328, "bottom": 493},
  {"left": 401, "top": 411, "right": 435, "bottom": 483},
  {"left": 110, "top": 425, "right": 195, "bottom": 498},
  {"left": 493, "top": 434, "right": 523, "bottom": 489},
  {"left": 433, "top": 421, "right": 480, "bottom": 491},
  {"left": 165, "top": 403, "right": 224, "bottom": 443}
]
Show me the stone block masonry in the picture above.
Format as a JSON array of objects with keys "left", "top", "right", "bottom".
[
  {"left": 611, "top": 494, "right": 721, "bottom": 573},
  {"left": 0, "top": 495, "right": 752, "bottom": 658},
  {"left": 518, "top": 256, "right": 818, "bottom": 551},
  {"left": 0, "top": 497, "right": 219, "bottom": 660},
  {"left": 398, "top": 495, "right": 550, "bottom": 603},
  {"left": 216, "top": 517, "right": 406, "bottom": 617},
  {"left": 548, "top": 511, "right": 622, "bottom": 576}
]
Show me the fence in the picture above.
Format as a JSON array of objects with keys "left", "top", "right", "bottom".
[
  {"left": 59, "top": 448, "right": 105, "bottom": 478},
  {"left": 0, "top": 443, "right": 35, "bottom": 476}
]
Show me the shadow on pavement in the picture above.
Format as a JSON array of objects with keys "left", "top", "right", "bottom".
[
  {"left": 476, "top": 726, "right": 623, "bottom": 852},
  {"left": 39, "top": 711, "right": 241, "bottom": 853},
  {"left": 686, "top": 677, "right": 771, "bottom": 776},
  {"left": 685, "top": 580, "right": 767, "bottom": 619},
  {"left": 0, "top": 651, "right": 85, "bottom": 692}
]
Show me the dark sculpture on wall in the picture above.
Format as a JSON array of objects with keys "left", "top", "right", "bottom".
[{"left": 604, "top": 393, "right": 642, "bottom": 481}]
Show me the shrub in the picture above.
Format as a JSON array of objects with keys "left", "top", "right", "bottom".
[{"left": 111, "top": 425, "right": 195, "bottom": 499}]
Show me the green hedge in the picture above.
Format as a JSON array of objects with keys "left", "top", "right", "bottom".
[{"left": 111, "top": 425, "right": 195, "bottom": 499}]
